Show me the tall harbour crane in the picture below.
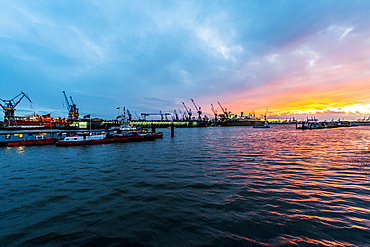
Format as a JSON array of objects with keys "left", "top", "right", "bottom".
[
  {"left": 182, "top": 102, "right": 192, "bottom": 120},
  {"left": 173, "top": 109, "right": 179, "bottom": 121},
  {"left": 177, "top": 108, "right": 186, "bottom": 120},
  {"left": 264, "top": 108, "right": 268, "bottom": 121},
  {"left": 62, "top": 91, "right": 79, "bottom": 121},
  {"left": 211, "top": 103, "right": 218, "bottom": 120},
  {"left": 0, "top": 91, "right": 32, "bottom": 125},
  {"left": 217, "top": 101, "right": 229, "bottom": 118},
  {"left": 191, "top": 99, "right": 202, "bottom": 120}
]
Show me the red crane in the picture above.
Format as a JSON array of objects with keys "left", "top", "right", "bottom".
[{"left": 217, "top": 101, "right": 229, "bottom": 118}]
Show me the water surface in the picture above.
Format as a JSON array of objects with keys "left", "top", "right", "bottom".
[{"left": 1, "top": 125, "right": 369, "bottom": 246}]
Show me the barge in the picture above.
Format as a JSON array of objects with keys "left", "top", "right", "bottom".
[
  {"left": 0, "top": 128, "right": 163, "bottom": 147},
  {"left": 55, "top": 132, "right": 162, "bottom": 146}
]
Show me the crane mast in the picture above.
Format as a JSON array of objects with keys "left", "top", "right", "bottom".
[
  {"left": 211, "top": 103, "right": 218, "bottom": 120},
  {"left": 173, "top": 109, "right": 179, "bottom": 121},
  {"left": 182, "top": 102, "right": 192, "bottom": 120},
  {"left": 0, "top": 91, "right": 32, "bottom": 125},
  {"left": 62, "top": 91, "right": 79, "bottom": 121},
  {"left": 191, "top": 99, "right": 202, "bottom": 120},
  {"left": 264, "top": 108, "right": 268, "bottom": 121},
  {"left": 217, "top": 101, "right": 229, "bottom": 118}
]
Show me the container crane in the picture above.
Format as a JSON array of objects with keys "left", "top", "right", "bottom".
[
  {"left": 62, "top": 91, "right": 79, "bottom": 121},
  {"left": 182, "top": 102, "right": 192, "bottom": 120},
  {"left": 0, "top": 91, "right": 32, "bottom": 125},
  {"left": 191, "top": 99, "right": 202, "bottom": 120}
]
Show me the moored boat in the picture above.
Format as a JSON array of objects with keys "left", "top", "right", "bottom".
[
  {"left": 253, "top": 121, "right": 270, "bottom": 128},
  {"left": 55, "top": 131, "right": 163, "bottom": 146},
  {"left": 0, "top": 131, "right": 58, "bottom": 146}
]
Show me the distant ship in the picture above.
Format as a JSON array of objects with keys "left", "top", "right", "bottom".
[
  {"left": 2, "top": 114, "right": 70, "bottom": 129},
  {"left": 219, "top": 118, "right": 263, "bottom": 126}
]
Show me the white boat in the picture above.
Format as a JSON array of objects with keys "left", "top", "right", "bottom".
[
  {"left": 56, "top": 133, "right": 106, "bottom": 145},
  {"left": 120, "top": 124, "right": 137, "bottom": 131}
]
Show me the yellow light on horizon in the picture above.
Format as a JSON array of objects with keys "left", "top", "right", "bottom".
[{"left": 276, "top": 103, "right": 370, "bottom": 115}]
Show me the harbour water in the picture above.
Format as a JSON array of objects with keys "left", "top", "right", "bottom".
[{"left": 1, "top": 125, "right": 369, "bottom": 246}]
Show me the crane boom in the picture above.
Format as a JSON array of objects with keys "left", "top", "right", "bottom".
[
  {"left": 217, "top": 101, "right": 226, "bottom": 113},
  {"left": 62, "top": 91, "right": 79, "bottom": 121},
  {"left": 191, "top": 99, "right": 202, "bottom": 120},
  {"left": 62, "top": 91, "right": 70, "bottom": 111},
  {"left": 0, "top": 91, "right": 32, "bottom": 125},
  {"left": 264, "top": 108, "right": 268, "bottom": 120},
  {"left": 191, "top": 99, "right": 199, "bottom": 111},
  {"left": 182, "top": 102, "right": 192, "bottom": 120},
  {"left": 211, "top": 103, "right": 218, "bottom": 120}
]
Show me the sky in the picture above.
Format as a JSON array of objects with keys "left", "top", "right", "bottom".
[{"left": 1, "top": 0, "right": 370, "bottom": 121}]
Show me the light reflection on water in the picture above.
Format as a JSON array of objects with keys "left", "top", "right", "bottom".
[{"left": 0, "top": 124, "right": 369, "bottom": 246}]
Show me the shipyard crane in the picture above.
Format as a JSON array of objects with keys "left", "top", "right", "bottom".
[
  {"left": 0, "top": 91, "right": 32, "bottom": 124},
  {"left": 116, "top": 107, "right": 133, "bottom": 121},
  {"left": 173, "top": 109, "right": 179, "bottom": 121},
  {"left": 135, "top": 112, "right": 140, "bottom": 120},
  {"left": 127, "top": 109, "right": 133, "bottom": 121},
  {"left": 191, "top": 99, "right": 202, "bottom": 120},
  {"left": 62, "top": 91, "right": 79, "bottom": 121},
  {"left": 177, "top": 108, "right": 186, "bottom": 121},
  {"left": 264, "top": 108, "right": 268, "bottom": 121},
  {"left": 182, "top": 102, "right": 192, "bottom": 120},
  {"left": 217, "top": 101, "right": 229, "bottom": 118},
  {"left": 211, "top": 103, "right": 218, "bottom": 120},
  {"left": 140, "top": 112, "right": 171, "bottom": 121}
]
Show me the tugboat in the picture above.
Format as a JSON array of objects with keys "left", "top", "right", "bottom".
[
  {"left": 253, "top": 121, "right": 270, "bottom": 128},
  {"left": 253, "top": 108, "right": 270, "bottom": 128}
]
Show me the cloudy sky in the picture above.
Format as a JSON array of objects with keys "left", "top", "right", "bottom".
[{"left": 1, "top": 0, "right": 370, "bottom": 120}]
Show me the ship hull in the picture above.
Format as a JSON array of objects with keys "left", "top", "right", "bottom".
[
  {"left": 220, "top": 119, "right": 262, "bottom": 126},
  {"left": 56, "top": 133, "right": 162, "bottom": 146},
  {"left": 5, "top": 138, "right": 56, "bottom": 146}
]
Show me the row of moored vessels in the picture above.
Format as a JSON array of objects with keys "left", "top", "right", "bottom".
[{"left": 0, "top": 124, "right": 163, "bottom": 147}]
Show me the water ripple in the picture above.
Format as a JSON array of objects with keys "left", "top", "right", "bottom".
[{"left": 0, "top": 125, "right": 369, "bottom": 246}]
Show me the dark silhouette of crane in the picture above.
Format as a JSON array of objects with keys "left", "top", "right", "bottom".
[
  {"left": 177, "top": 108, "right": 186, "bottom": 120},
  {"left": 62, "top": 91, "right": 79, "bottom": 121},
  {"left": 191, "top": 99, "right": 202, "bottom": 120},
  {"left": 211, "top": 103, "right": 218, "bottom": 120},
  {"left": 140, "top": 112, "right": 171, "bottom": 121},
  {"left": 217, "top": 101, "right": 229, "bottom": 119},
  {"left": 0, "top": 91, "right": 32, "bottom": 125},
  {"left": 173, "top": 109, "right": 179, "bottom": 121},
  {"left": 182, "top": 102, "right": 192, "bottom": 120},
  {"left": 263, "top": 108, "right": 268, "bottom": 121}
]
